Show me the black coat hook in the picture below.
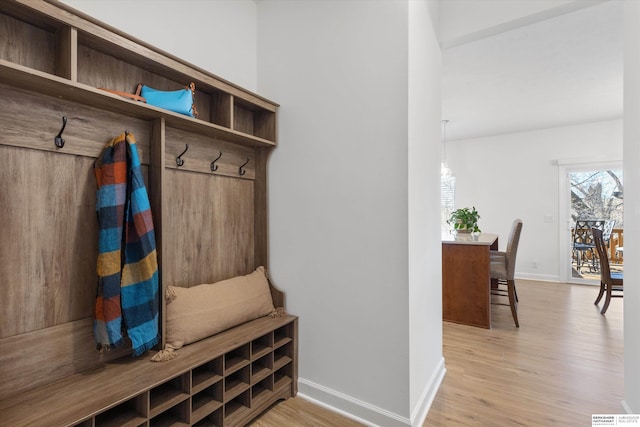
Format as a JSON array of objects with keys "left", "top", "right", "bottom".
[
  {"left": 239, "top": 157, "right": 250, "bottom": 176},
  {"left": 210, "top": 151, "right": 222, "bottom": 172},
  {"left": 54, "top": 116, "right": 67, "bottom": 148},
  {"left": 176, "top": 144, "right": 189, "bottom": 167}
]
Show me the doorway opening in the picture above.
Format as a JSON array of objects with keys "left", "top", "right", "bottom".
[{"left": 561, "top": 164, "right": 623, "bottom": 284}]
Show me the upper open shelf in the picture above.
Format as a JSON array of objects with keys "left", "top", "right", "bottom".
[{"left": 0, "top": 0, "right": 278, "bottom": 148}]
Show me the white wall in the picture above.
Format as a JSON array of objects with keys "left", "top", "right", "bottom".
[
  {"left": 447, "top": 119, "right": 622, "bottom": 282},
  {"left": 257, "top": 0, "right": 410, "bottom": 418},
  {"left": 408, "top": 0, "right": 445, "bottom": 424},
  {"left": 60, "top": 0, "right": 258, "bottom": 91},
  {"left": 623, "top": 0, "right": 640, "bottom": 414},
  {"left": 258, "top": 1, "right": 442, "bottom": 425}
]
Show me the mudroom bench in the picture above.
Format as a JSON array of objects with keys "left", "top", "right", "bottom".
[{"left": 0, "top": 315, "right": 297, "bottom": 427}]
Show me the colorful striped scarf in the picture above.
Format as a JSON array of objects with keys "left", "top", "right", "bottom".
[{"left": 94, "top": 132, "right": 159, "bottom": 356}]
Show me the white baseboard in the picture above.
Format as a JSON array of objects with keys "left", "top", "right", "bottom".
[
  {"left": 297, "top": 358, "right": 446, "bottom": 427},
  {"left": 515, "top": 272, "right": 560, "bottom": 282},
  {"left": 410, "top": 357, "right": 446, "bottom": 427},
  {"left": 297, "top": 379, "right": 409, "bottom": 427}
]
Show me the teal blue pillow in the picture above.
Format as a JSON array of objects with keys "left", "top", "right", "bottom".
[{"left": 140, "top": 84, "right": 195, "bottom": 117}]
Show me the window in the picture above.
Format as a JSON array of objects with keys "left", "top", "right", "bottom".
[{"left": 441, "top": 175, "right": 455, "bottom": 236}]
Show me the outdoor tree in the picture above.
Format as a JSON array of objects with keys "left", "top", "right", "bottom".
[{"left": 570, "top": 169, "right": 623, "bottom": 228}]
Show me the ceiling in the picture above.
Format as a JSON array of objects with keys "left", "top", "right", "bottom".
[{"left": 441, "top": 0, "right": 624, "bottom": 141}]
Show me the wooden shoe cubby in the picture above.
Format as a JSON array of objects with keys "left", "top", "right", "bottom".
[{"left": 1, "top": 315, "right": 298, "bottom": 427}]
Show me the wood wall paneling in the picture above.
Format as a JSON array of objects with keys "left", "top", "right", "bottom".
[
  {"left": 165, "top": 127, "right": 256, "bottom": 179},
  {"left": 162, "top": 128, "right": 256, "bottom": 287},
  {"left": 0, "top": 83, "right": 152, "bottom": 163},
  {"left": 0, "top": 82, "right": 152, "bottom": 397},
  {"left": 0, "top": 147, "right": 98, "bottom": 337},
  {"left": 162, "top": 170, "right": 255, "bottom": 287},
  {"left": 0, "top": 318, "right": 131, "bottom": 401}
]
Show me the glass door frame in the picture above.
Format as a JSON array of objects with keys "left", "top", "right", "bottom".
[{"left": 558, "top": 158, "right": 622, "bottom": 285}]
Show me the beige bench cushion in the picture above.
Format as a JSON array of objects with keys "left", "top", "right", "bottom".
[{"left": 165, "top": 266, "right": 275, "bottom": 351}]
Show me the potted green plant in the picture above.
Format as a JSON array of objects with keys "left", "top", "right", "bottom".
[{"left": 448, "top": 206, "right": 481, "bottom": 233}]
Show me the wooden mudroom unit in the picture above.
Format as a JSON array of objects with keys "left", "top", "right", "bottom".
[{"left": 0, "top": 1, "right": 297, "bottom": 426}]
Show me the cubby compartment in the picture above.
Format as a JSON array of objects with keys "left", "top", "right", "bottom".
[
  {"left": 224, "top": 344, "right": 251, "bottom": 376},
  {"left": 149, "top": 373, "right": 190, "bottom": 418},
  {"left": 274, "top": 341, "right": 293, "bottom": 372},
  {"left": 274, "top": 324, "right": 294, "bottom": 350},
  {"left": 224, "top": 365, "right": 251, "bottom": 403},
  {"left": 252, "top": 332, "right": 273, "bottom": 359},
  {"left": 74, "top": 30, "right": 257, "bottom": 137},
  {"left": 94, "top": 394, "right": 147, "bottom": 427},
  {"left": 224, "top": 389, "right": 251, "bottom": 425},
  {"left": 149, "top": 399, "right": 189, "bottom": 427},
  {"left": 76, "top": 36, "right": 205, "bottom": 114},
  {"left": 274, "top": 366, "right": 293, "bottom": 394},
  {"left": 0, "top": 7, "right": 61, "bottom": 76},
  {"left": 192, "top": 357, "right": 223, "bottom": 394},
  {"left": 233, "top": 98, "right": 277, "bottom": 142},
  {"left": 251, "top": 353, "right": 273, "bottom": 385},
  {"left": 252, "top": 375, "right": 275, "bottom": 408},
  {"left": 191, "top": 382, "right": 223, "bottom": 424},
  {"left": 192, "top": 408, "right": 223, "bottom": 427},
  {"left": 77, "top": 29, "right": 191, "bottom": 92}
]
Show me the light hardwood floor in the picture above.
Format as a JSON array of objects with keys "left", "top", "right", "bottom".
[{"left": 250, "top": 280, "right": 624, "bottom": 426}]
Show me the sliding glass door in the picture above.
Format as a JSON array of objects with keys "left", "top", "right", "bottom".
[{"left": 561, "top": 164, "right": 623, "bottom": 284}]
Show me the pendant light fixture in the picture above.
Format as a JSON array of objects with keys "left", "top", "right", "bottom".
[{"left": 441, "top": 119, "right": 452, "bottom": 178}]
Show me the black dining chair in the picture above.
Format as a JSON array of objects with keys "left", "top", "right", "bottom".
[
  {"left": 592, "top": 227, "right": 623, "bottom": 314},
  {"left": 573, "top": 219, "right": 600, "bottom": 273}
]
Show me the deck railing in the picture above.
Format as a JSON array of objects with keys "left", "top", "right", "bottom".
[
  {"left": 609, "top": 228, "right": 624, "bottom": 264},
  {"left": 571, "top": 227, "right": 623, "bottom": 266}
]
